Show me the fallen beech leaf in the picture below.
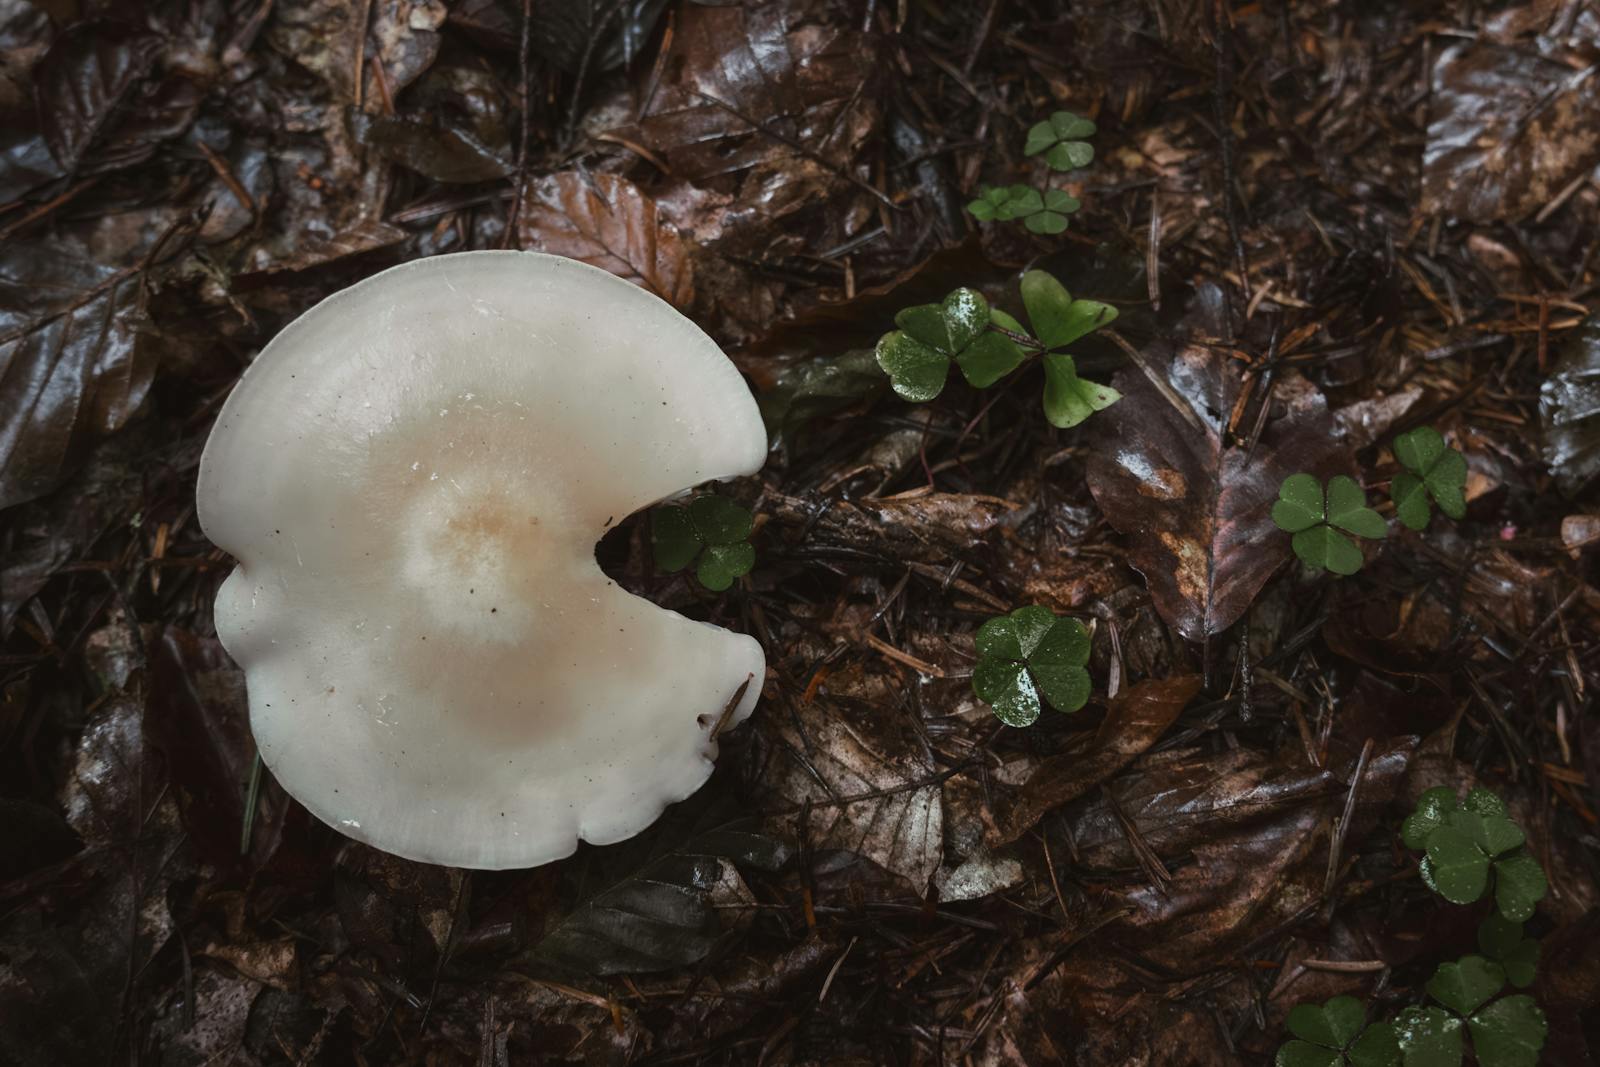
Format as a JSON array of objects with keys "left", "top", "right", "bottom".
[
  {"left": 616, "top": 0, "right": 876, "bottom": 183},
  {"left": 519, "top": 171, "right": 694, "bottom": 308},
  {"left": 1541, "top": 317, "right": 1600, "bottom": 496},
  {"left": 0, "top": 242, "right": 152, "bottom": 510},
  {"left": 266, "top": 0, "right": 441, "bottom": 102},
  {"left": 1085, "top": 336, "right": 1353, "bottom": 640},
  {"left": 749, "top": 690, "right": 943, "bottom": 890},
  {"left": 32, "top": 20, "right": 162, "bottom": 173},
  {"left": 529, "top": 793, "right": 787, "bottom": 975},
  {"left": 999, "top": 674, "right": 1203, "bottom": 842},
  {"left": 1065, "top": 740, "right": 1413, "bottom": 970},
  {"left": 1424, "top": 41, "right": 1600, "bottom": 220}
]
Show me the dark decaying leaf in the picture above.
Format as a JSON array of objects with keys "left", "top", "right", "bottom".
[
  {"left": 1541, "top": 316, "right": 1600, "bottom": 496},
  {"left": 616, "top": 0, "right": 877, "bottom": 183},
  {"left": 1053, "top": 739, "right": 1412, "bottom": 970},
  {"left": 1424, "top": 40, "right": 1600, "bottom": 220},
  {"left": 530, "top": 792, "right": 788, "bottom": 975},
  {"left": 0, "top": 684, "right": 188, "bottom": 1067},
  {"left": 758, "top": 347, "right": 887, "bottom": 440},
  {"left": 1085, "top": 333, "right": 1354, "bottom": 640},
  {"left": 0, "top": 241, "right": 152, "bottom": 510},
  {"left": 354, "top": 110, "right": 512, "bottom": 184},
  {"left": 146, "top": 627, "right": 292, "bottom": 868},
  {"left": 518, "top": 171, "right": 694, "bottom": 308},
  {"left": 749, "top": 688, "right": 944, "bottom": 890},
  {"left": 266, "top": 0, "right": 443, "bottom": 102},
  {"left": 999, "top": 674, "right": 1202, "bottom": 842},
  {"left": 530, "top": 0, "right": 671, "bottom": 72},
  {"left": 32, "top": 20, "right": 162, "bottom": 174}
]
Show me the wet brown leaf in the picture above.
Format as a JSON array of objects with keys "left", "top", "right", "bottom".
[
  {"left": 266, "top": 0, "right": 443, "bottom": 103},
  {"left": 1541, "top": 316, "right": 1600, "bottom": 496},
  {"left": 1424, "top": 40, "right": 1600, "bottom": 221},
  {"left": 1085, "top": 331, "right": 1354, "bottom": 641},
  {"left": 518, "top": 171, "right": 693, "bottom": 308},
  {"left": 0, "top": 683, "right": 189, "bottom": 1067},
  {"left": 1060, "top": 740, "right": 1412, "bottom": 970},
  {"left": 0, "top": 240, "right": 152, "bottom": 509},
  {"left": 147, "top": 627, "right": 291, "bottom": 868},
  {"left": 32, "top": 20, "right": 162, "bottom": 174},
  {"left": 998, "top": 674, "right": 1203, "bottom": 843},
  {"left": 528, "top": 791, "right": 787, "bottom": 976},
  {"left": 749, "top": 692, "right": 943, "bottom": 891},
  {"left": 618, "top": 0, "right": 877, "bottom": 184}
]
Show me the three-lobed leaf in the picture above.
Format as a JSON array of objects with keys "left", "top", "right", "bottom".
[
  {"left": 1492, "top": 851, "right": 1547, "bottom": 923},
  {"left": 875, "top": 288, "right": 1023, "bottom": 401},
  {"left": 1426, "top": 956, "right": 1505, "bottom": 1016},
  {"left": 972, "top": 607, "right": 1092, "bottom": 726},
  {"left": 652, "top": 497, "right": 756, "bottom": 591},
  {"left": 1018, "top": 270, "right": 1120, "bottom": 426},
  {"left": 1394, "top": 1006, "right": 1463, "bottom": 1067},
  {"left": 1391, "top": 426, "right": 1468, "bottom": 528},
  {"left": 1274, "top": 474, "right": 1385, "bottom": 575},
  {"left": 1401, "top": 788, "right": 1547, "bottom": 921},
  {"left": 1477, "top": 916, "right": 1539, "bottom": 988},
  {"left": 1278, "top": 997, "right": 1398, "bottom": 1067},
  {"left": 1466, "top": 996, "right": 1546, "bottom": 1067},
  {"left": 1025, "top": 110, "right": 1097, "bottom": 171}
]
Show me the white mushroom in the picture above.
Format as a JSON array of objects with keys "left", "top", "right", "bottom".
[{"left": 197, "top": 251, "right": 766, "bottom": 869}]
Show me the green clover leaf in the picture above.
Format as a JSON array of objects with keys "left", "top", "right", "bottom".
[
  {"left": 1492, "top": 851, "right": 1548, "bottom": 923},
  {"left": 1466, "top": 995, "right": 1546, "bottom": 1067},
  {"left": 1477, "top": 916, "right": 1539, "bottom": 989},
  {"left": 1277, "top": 998, "right": 1398, "bottom": 1067},
  {"left": 1273, "top": 474, "right": 1385, "bottom": 575},
  {"left": 1422, "top": 821, "right": 1491, "bottom": 904},
  {"left": 1401, "top": 789, "right": 1547, "bottom": 919},
  {"left": 972, "top": 606, "right": 1090, "bottom": 726},
  {"left": 1402, "top": 787, "right": 1460, "bottom": 849},
  {"left": 1391, "top": 426, "right": 1467, "bottom": 529},
  {"left": 1426, "top": 956, "right": 1506, "bottom": 1016},
  {"left": 1020, "top": 270, "right": 1118, "bottom": 348},
  {"left": 651, "top": 506, "right": 702, "bottom": 572},
  {"left": 1042, "top": 354, "right": 1121, "bottom": 428},
  {"left": 1024, "top": 110, "right": 1097, "bottom": 171},
  {"left": 1394, "top": 1006, "right": 1463, "bottom": 1067},
  {"left": 875, "top": 288, "right": 1023, "bottom": 401},
  {"left": 697, "top": 542, "right": 755, "bottom": 592},
  {"left": 1018, "top": 270, "right": 1120, "bottom": 427},
  {"left": 967, "top": 184, "right": 1081, "bottom": 232},
  {"left": 651, "top": 496, "right": 756, "bottom": 592}
]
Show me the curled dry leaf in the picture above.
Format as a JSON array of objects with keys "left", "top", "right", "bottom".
[
  {"left": 0, "top": 242, "right": 152, "bottom": 510},
  {"left": 1424, "top": 40, "right": 1600, "bottom": 220},
  {"left": 518, "top": 171, "right": 694, "bottom": 309},
  {"left": 1085, "top": 336, "right": 1353, "bottom": 641}
]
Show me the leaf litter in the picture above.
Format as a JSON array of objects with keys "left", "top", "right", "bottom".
[{"left": 1, "top": 0, "right": 1598, "bottom": 1064}]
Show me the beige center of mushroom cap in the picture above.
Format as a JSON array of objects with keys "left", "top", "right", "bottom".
[{"left": 196, "top": 252, "right": 767, "bottom": 870}]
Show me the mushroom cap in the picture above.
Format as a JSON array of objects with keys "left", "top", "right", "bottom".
[{"left": 197, "top": 251, "right": 766, "bottom": 869}]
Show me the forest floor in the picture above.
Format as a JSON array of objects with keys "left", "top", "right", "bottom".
[{"left": 3, "top": 0, "right": 1600, "bottom": 1064}]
